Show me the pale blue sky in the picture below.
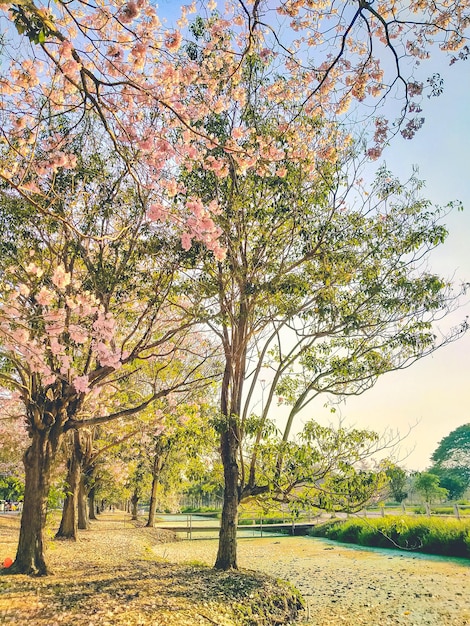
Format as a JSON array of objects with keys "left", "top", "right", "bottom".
[{"left": 331, "top": 58, "right": 470, "bottom": 470}]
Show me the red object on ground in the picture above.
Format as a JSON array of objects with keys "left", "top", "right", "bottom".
[{"left": 3, "top": 557, "right": 13, "bottom": 568}]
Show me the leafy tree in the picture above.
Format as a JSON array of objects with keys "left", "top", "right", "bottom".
[
  {"left": 384, "top": 464, "right": 409, "bottom": 503},
  {"left": 181, "top": 101, "right": 464, "bottom": 568},
  {"left": 250, "top": 419, "right": 389, "bottom": 514},
  {"left": 144, "top": 399, "right": 219, "bottom": 526},
  {"left": 428, "top": 467, "right": 468, "bottom": 500},
  {"left": 414, "top": 472, "right": 448, "bottom": 504},
  {"left": 431, "top": 424, "right": 470, "bottom": 485},
  {"left": 0, "top": 475, "right": 24, "bottom": 502}
]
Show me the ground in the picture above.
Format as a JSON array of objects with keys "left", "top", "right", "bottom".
[
  {"left": 1, "top": 512, "right": 470, "bottom": 625},
  {"left": 155, "top": 529, "right": 470, "bottom": 626}
]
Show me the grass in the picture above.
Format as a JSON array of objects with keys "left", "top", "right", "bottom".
[
  {"left": 309, "top": 516, "right": 470, "bottom": 558},
  {"left": 0, "top": 512, "right": 303, "bottom": 625}
]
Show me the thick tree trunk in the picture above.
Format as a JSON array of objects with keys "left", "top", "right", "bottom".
[
  {"left": 8, "top": 429, "right": 56, "bottom": 575},
  {"left": 56, "top": 445, "right": 80, "bottom": 540},
  {"left": 78, "top": 474, "right": 89, "bottom": 530},
  {"left": 214, "top": 420, "right": 240, "bottom": 570}
]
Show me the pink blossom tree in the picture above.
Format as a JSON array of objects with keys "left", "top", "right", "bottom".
[{"left": 0, "top": 135, "right": 218, "bottom": 574}]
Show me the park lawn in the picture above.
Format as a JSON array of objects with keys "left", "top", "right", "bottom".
[{"left": 0, "top": 512, "right": 303, "bottom": 626}]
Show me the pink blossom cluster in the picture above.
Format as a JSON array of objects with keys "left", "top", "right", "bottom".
[
  {"left": 182, "top": 198, "right": 225, "bottom": 261},
  {"left": 0, "top": 262, "right": 125, "bottom": 397}
]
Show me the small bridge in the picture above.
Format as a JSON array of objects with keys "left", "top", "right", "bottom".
[{"left": 155, "top": 515, "right": 327, "bottom": 539}]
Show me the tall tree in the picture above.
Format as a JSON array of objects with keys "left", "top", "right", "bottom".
[
  {"left": 179, "top": 74, "right": 466, "bottom": 567},
  {"left": 414, "top": 471, "right": 448, "bottom": 503}
]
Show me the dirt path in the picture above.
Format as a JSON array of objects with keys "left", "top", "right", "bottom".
[{"left": 153, "top": 535, "right": 470, "bottom": 626}]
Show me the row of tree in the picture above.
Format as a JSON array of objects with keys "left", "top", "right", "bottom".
[{"left": 0, "top": 0, "right": 469, "bottom": 574}]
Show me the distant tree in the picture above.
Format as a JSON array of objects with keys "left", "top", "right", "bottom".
[
  {"left": 428, "top": 465, "right": 468, "bottom": 500},
  {"left": 0, "top": 476, "right": 24, "bottom": 503},
  {"left": 431, "top": 424, "right": 470, "bottom": 486},
  {"left": 384, "top": 464, "right": 408, "bottom": 503},
  {"left": 414, "top": 472, "right": 448, "bottom": 504}
]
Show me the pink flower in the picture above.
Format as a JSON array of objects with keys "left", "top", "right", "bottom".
[
  {"left": 181, "top": 233, "right": 192, "bottom": 251},
  {"left": 69, "top": 325, "right": 88, "bottom": 344},
  {"left": 49, "top": 337, "right": 63, "bottom": 356},
  {"left": 25, "top": 262, "right": 43, "bottom": 278},
  {"left": 73, "top": 375, "right": 90, "bottom": 394},
  {"left": 58, "top": 41, "right": 74, "bottom": 61},
  {"left": 94, "top": 342, "right": 121, "bottom": 369},
  {"left": 59, "top": 354, "right": 72, "bottom": 374},
  {"left": 147, "top": 202, "right": 166, "bottom": 221},
  {"left": 36, "top": 287, "right": 54, "bottom": 306},
  {"left": 61, "top": 59, "right": 81, "bottom": 77},
  {"left": 52, "top": 265, "right": 71, "bottom": 290},
  {"left": 212, "top": 245, "right": 226, "bottom": 261},
  {"left": 93, "top": 312, "right": 116, "bottom": 341},
  {"left": 367, "top": 147, "right": 382, "bottom": 160},
  {"left": 11, "top": 327, "right": 29, "bottom": 344},
  {"left": 120, "top": 1, "right": 140, "bottom": 24},
  {"left": 164, "top": 31, "right": 183, "bottom": 53},
  {"left": 186, "top": 198, "right": 205, "bottom": 219}
]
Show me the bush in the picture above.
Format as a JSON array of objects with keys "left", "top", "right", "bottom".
[{"left": 309, "top": 517, "right": 470, "bottom": 558}]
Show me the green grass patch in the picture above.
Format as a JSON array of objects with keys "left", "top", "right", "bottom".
[
  {"left": 180, "top": 506, "right": 220, "bottom": 517},
  {"left": 309, "top": 516, "right": 470, "bottom": 558},
  {"left": 238, "top": 515, "right": 287, "bottom": 526}
]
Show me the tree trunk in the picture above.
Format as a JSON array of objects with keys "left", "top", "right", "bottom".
[
  {"left": 88, "top": 486, "right": 97, "bottom": 520},
  {"left": 56, "top": 444, "right": 80, "bottom": 540},
  {"left": 78, "top": 474, "right": 89, "bottom": 530},
  {"left": 147, "top": 448, "right": 166, "bottom": 527},
  {"left": 8, "top": 429, "right": 56, "bottom": 575},
  {"left": 214, "top": 420, "right": 240, "bottom": 570},
  {"left": 131, "top": 490, "right": 139, "bottom": 521},
  {"left": 146, "top": 474, "right": 159, "bottom": 527}
]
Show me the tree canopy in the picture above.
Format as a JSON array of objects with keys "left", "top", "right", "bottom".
[{"left": 431, "top": 423, "right": 470, "bottom": 486}]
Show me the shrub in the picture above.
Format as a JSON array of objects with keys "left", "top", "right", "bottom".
[{"left": 309, "top": 517, "right": 470, "bottom": 558}]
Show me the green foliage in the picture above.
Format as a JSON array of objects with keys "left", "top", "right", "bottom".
[
  {"left": 412, "top": 505, "right": 470, "bottom": 516},
  {"left": 310, "top": 517, "right": 470, "bottom": 558},
  {"left": 431, "top": 423, "right": 470, "bottom": 485},
  {"left": 428, "top": 466, "right": 468, "bottom": 500},
  {"left": 0, "top": 475, "right": 24, "bottom": 501},
  {"left": 245, "top": 418, "right": 388, "bottom": 514},
  {"left": 180, "top": 506, "right": 220, "bottom": 516},
  {"left": 414, "top": 472, "right": 448, "bottom": 503},
  {"left": 384, "top": 463, "right": 408, "bottom": 502}
]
